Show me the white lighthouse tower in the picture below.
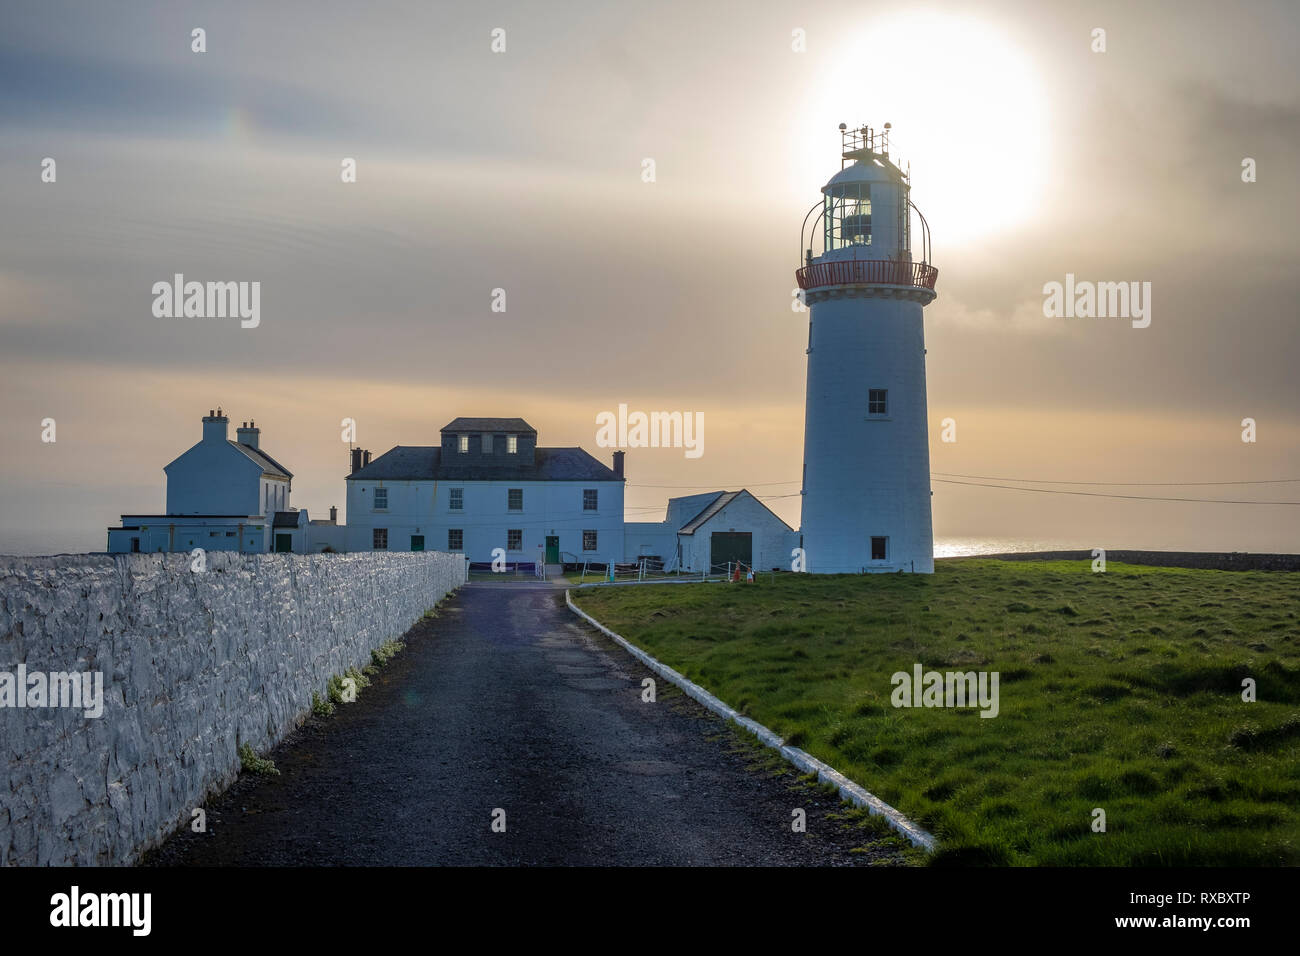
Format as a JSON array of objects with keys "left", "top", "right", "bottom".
[{"left": 796, "top": 123, "right": 939, "bottom": 573}]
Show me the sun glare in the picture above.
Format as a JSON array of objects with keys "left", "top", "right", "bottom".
[{"left": 802, "top": 12, "right": 1050, "bottom": 250}]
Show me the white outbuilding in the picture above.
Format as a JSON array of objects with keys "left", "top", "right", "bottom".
[{"left": 624, "top": 490, "right": 798, "bottom": 573}]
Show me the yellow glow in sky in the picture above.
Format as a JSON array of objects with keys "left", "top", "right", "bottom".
[{"left": 805, "top": 12, "right": 1050, "bottom": 248}]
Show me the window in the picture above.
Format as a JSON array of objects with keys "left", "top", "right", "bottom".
[
  {"left": 871, "top": 536, "right": 888, "bottom": 561},
  {"left": 825, "top": 181, "right": 872, "bottom": 249},
  {"left": 449, "top": 488, "right": 463, "bottom": 511},
  {"left": 507, "top": 434, "right": 518, "bottom": 454},
  {"left": 373, "top": 528, "right": 388, "bottom": 550},
  {"left": 508, "top": 488, "right": 523, "bottom": 511},
  {"left": 507, "top": 529, "right": 522, "bottom": 551},
  {"left": 868, "top": 388, "right": 888, "bottom": 415},
  {"left": 448, "top": 529, "right": 463, "bottom": 551},
  {"left": 583, "top": 530, "right": 598, "bottom": 552},
  {"left": 373, "top": 487, "right": 388, "bottom": 509},
  {"left": 482, "top": 433, "right": 493, "bottom": 454},
  {"left": 583, "top": 489, "right": 598, "bottom": 511},
  {"left": 458, "top": 434, "right": 468, "bottom": 453}
]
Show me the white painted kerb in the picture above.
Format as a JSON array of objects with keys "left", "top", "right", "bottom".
[{"left": 565, "top": 589, "right": 936, "bottom": 852}]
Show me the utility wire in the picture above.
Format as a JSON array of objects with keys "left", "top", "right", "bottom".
[
  {"left": 932, "top": 478, "right": 1300, "bottom": 506},
  {"left": 933, "top": 472, "right": 1300, "bottom": 487}
]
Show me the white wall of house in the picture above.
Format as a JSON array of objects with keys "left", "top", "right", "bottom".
[
  {"left": 344, "top": 478, "right": 624, "bottom": 564},
  {"left": 165, "top": 443, "right": 265, "bottom": 515},
  {"left": 623, "top": 523, "right": 679, "bottom": 564},
  {"left": 107, "top": 517, "right": 266, "bottom": 554}
]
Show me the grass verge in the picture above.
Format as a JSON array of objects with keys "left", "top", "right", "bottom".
[{"left": 571, "top": 559, "right": 1300, "bottom": 865}]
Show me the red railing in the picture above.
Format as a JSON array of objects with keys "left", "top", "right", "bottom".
[{"left": 796, "top": 259, "right": 939, "bottom": 291}]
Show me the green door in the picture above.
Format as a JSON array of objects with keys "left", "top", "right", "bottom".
[
  {"left": 710, "top": 532, "right": 752, "bottom": 570},
  {"left": 275, "top": 534, "right": 293, "bottom": 553},
  {"left": 545, "top": 536, "right": 560, "bottom": 563},
  {"left": 410, "top": 535, "right": 425, "bottom": 552}
]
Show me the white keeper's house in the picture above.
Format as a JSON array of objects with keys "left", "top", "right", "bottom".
[
  {"left": 344, "top": 417, "right": 625, "bottom": 566},
  {"left": 106, "top": 409, "right": 343, "bottom": 554}
]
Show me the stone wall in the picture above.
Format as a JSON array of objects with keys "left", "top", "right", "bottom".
[{"left": 0, "top": 550, "right": 464, "bottom": 866}]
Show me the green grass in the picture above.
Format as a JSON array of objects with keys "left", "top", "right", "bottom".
[
  {"left": 571, "top": 560, "right": 1300, "bottom": 865},
  {"left": 238, "top": 742, "right": 279, "bottom": 777}
]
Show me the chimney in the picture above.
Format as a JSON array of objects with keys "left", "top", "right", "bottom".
[
  {"left": 350, "top": 448, "right": 362, "bottom": 473},
  {"left": 328, "top": 505, "right": 338, "bottom": 524},
  {"left": 236, "top": 419, "right": 260, "bottom": 449},
  {"left": 362, "top": 449, "right": 372, "bottom": 467},
  {"left": 202, "top": 407, "right": 229, "bottom": 443},
  {"left": 612, "top": 450, "right": 625, "bottom": 479}
]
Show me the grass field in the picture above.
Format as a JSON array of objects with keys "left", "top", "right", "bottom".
[{"left": 570, "top": 560, "right": 1300, "bottom": 865}]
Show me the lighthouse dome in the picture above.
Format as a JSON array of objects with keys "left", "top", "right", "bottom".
[{"left": 822, "top": 159, "right": 903, "bottom": 193}]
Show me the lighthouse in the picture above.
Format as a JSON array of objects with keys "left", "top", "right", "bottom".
[{"left": 796, "top": 123, "right": 939, "bottom": 573}]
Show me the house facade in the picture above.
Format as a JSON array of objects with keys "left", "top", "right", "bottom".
[{"left": 344, "top": 417, "right": 625, "bottom": 566}]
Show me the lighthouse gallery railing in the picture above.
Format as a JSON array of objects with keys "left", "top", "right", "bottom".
[{"left": 796, "top": 259, "right": 939, "bottom": 291}]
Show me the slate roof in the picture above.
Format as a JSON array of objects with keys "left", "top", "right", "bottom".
[
  {"left": 272, "top": 511, "right": 301, "bottom": 528},
  {"left": 440, "top": 417, "right": 535, "bottom": 435},
  {"left": 347, "top": 446, "right": 621, "bottom": 482},
  {"left": 677, "top": 489, "right": 795, "bottom": 535},
  {"left": 679, "top": 491, "right": 738, "bottom": 535},
  {"left": 230, "top": 441, "right": 293, "bottom": 479}
]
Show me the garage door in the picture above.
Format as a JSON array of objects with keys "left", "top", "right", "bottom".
[{"left": 710, "top": 531, "right": 752, "bottom": 571}]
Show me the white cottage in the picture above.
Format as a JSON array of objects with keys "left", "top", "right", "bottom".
[
  {"left": 106, "top": 409, "right": 295, "bottom": 554},
  {"left": 344, "top": 417, "right": 625, "bottom": 567},
  {"left": 624, "top": 490, "right": 798, "bottom": 573}
]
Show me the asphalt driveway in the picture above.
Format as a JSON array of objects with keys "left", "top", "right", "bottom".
[{"left": 146, "top": 582, "right": 905, "bottom": 866}]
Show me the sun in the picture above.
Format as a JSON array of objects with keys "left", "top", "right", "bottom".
[{"left": 802, "top": 12, "right": 1050, "bottom": 250}]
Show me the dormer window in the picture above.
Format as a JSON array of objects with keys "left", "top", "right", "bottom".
[
  {"left": 507, "top": 435, "right": 518, "bottom": 454},
  {"left": 458, "top": 434, "right": 469, "bottom": 453}
]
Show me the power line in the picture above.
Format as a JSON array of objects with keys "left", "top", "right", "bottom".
[
  {"left": 630, "top": 472, "right": 1300, "bottom": 491},
  {"left": 626, "top": 479, "right": 801, "bottom": 489},
  {"left": 932, "top": 478, "right": 1300, "bottom": 506},
  {"left": 933, "top": 472, "right": 1300, "bottom": 487}
]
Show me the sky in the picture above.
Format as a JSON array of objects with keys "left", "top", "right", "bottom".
[{"left": 1, "top": 0, "right": 1297, "bottom": 555}]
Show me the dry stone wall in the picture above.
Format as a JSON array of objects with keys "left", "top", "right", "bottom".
[{"left": 0, "top": 550, "right": 464, "bottom": 865}]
